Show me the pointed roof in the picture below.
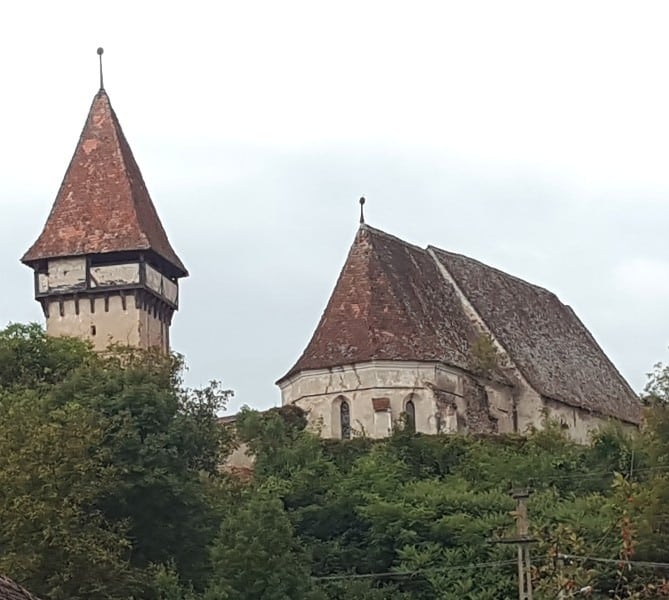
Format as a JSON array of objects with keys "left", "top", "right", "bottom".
[
  {"left": 280, "top": 224, "right": 641, "bottom": 425},
  {"left": 22, "top": 89, "right": 187, "bottom": 277},
  {"left": 279, "top": 225, "right": 484, "bottom": 382}
]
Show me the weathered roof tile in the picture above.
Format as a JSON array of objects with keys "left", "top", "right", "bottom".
[
  {"left": 0, "top": 575, "right": 42, "bottom": 600},
  {"left": 279, "top": 225, "right": 482, "bottom": 381},
  {"left": 22, "top": 90, "right": 187, "bottom": 277},
  {"left": 281, "top": 225, "right": 641, "bottom": 425},
  {"left": 430, "top": 247, "right": 641, "bottom": 424}
]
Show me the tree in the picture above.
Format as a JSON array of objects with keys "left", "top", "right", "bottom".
[
  {"left": 7, "top": 323, "right": 669, "bottom": 599},
  {"left": 0, "top": 324, "right": 233, "bottom": 597},
  {"left": 0, "top": 323, "right": 92, "bottom": 391},
  {"left": 46, "top": 346, "right": 233, "bottom": 588},
  {"left": 0, "top": 392, "right": 137, "bottom": 599},
  {"left": 643, "top": 359, "right": 669, "bottom": 405},
  {"left": 205, "top": 492, "right": 314, "bottom": 600}
]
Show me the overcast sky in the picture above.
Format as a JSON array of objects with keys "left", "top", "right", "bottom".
[{"left": 2, "top": 1, "right": 669, "bottom": 413}]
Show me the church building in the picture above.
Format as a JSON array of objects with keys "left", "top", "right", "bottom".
[
  {"left": 21, "top": 53, "right": 641, "bottom": 445},
  {"left": 21, "top": 56, "right": 187, "bottom": 352},
  {"left": 278, "top": 210, "right": 641, "bottom": 443}
]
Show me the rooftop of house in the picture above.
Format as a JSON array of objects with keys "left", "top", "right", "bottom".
[
  {"left": 280, "top": 224, "right": 641, "bottom": 425},
  {"left": 0, "top": 575, "right": 41, "bottom": 600},
  {"left": 22, "top": 88, "right": 187, "bottom": 278}
]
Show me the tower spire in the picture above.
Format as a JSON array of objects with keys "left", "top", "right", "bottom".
[
  {"left": 22, "top": 81, "right": 187, "bottom": 353},
  {"left": 359, "top": 196, "right": 366, "bottom": 224},
  {"left": 97, "top": 47, "right": 104, "bottom": 90}
]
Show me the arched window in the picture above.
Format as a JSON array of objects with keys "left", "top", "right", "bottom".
[
  {"left": 405, "top": 399, "right": 416, "bottom": 433},
  {"left": 340, "top": 400, "right": 351, "bottom": 440}
]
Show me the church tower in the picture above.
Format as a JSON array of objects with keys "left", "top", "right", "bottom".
[{"left": 21, "top": 57, "right": 187, "bottom": 351}]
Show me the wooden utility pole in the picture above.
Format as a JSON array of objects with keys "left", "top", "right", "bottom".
[
  {"left": 513, "top": 489, "right": 533, "bottom": 600},
  {"left": 493, "top": 488, "right": 535, "bottom": 600}
]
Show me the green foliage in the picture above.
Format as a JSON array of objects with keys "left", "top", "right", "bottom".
[
  {"left": 205, "top": 492, "right": 315, "bottom": 600},
  {"left": 0, "top": 324, "right": 232, "bottom": 599},
  {"left": 470, "top": 333, "right": 499, "bottom": 376},
  {"left": 4, "top": 323, "right": 669, "bottom": 599},
  {"left": 0, "top": 393, "right": 137, "bottom": 599},
  {"left": 46, "top": 347, "right": 233, "bottom": 585},
  {"left": 643, "top": 360, "right": 669, "bottom": 405},
  {"left": 316, "top": 579, "right": 410, "bottom": 599},
  {"left": 632, "top": 405, "right": 669, "bottom": 564},
  {"left": 0, "top": 323, "right": 92, "bottom": 390},
  {"left": 149, "top": 564, "right": 200, "bottom": 600},
  {"left": 232, "top": 410, "right": 668, "bottom": 599}
]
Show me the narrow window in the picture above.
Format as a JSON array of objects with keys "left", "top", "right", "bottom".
[
  {"left": 405, "top": 399, "right": 416, "bottom": 433},
  {"left": 340, "top": 400, "right": 351, "bottom": 440},
  {"left": 90, "top": 325, "right": 97, "bottom": 336}
]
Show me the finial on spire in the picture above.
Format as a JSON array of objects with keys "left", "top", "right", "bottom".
[
  {"left": 359, "top": 196, "right": 366, "bottom": 224},
  {"left": 97, "top": 47, "right": 104, "bottom": 90}
]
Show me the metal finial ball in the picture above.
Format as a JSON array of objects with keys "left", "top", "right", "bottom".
[
  {"left": 97, "top": 47, "right": 104, "bottom": 56},
  {"left": 359, "top": 196, "right": 366, "bottom": 206}
]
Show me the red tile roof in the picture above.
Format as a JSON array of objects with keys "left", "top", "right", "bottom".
[
  {"left": 279, "top": 225, "right": 482, "bottom": 381},
  {"left": 280, "top": 225, "right": 641, "bottom": 425},
  {"left": 22, "top": 90, "right": 187, "bottom": 277}
]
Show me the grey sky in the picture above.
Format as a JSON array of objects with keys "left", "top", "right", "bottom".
[{"left": 2, "top": 1, "right": 669, "bottom": 413}]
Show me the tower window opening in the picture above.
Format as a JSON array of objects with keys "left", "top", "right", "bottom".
[{"left": 90, "top": 325, "right": 97, "bottom": 336}]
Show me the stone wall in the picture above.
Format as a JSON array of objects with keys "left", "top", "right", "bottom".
[
  {"left": 46, "top": 292, "right": 169, "bottom": 351},
  {"left": 138, "top": 298, "right": 170, "bottom": 351},
  {"left": 46, "top": 295, "right": 141, "bottom": 349},
  {"left": 279, "top": 360, "right": 513, "bottom": 438},
  {"left": 279, "top": 359, "right": 625, "bottom": 443}
]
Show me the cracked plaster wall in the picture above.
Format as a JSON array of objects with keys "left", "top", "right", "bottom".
[
  {"left": 46, "top": 293, "right": 168, "bottom": 351},
  {"left": 279, "top": 360, "right": 623, "bottom": 442},
  {"left": 279, "top": 360, "right": 516, "bottom": 439}
]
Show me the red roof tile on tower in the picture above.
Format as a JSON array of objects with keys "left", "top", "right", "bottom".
[
  {"left": 22, "top": 90, "right": 187, "bottom": 277},
  {"left": 278, "top": 225, "right": 482, "bottom": 382}
]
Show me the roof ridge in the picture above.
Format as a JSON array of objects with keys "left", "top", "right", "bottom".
[
  {"left": 370, "top": 231, "right": 561, "bottom": 302},
  {"left": 433, "top": 244, "right": 640, "bottom": 423},
  {"left": 105, "top": 95, "right": 150, "bottom": 248},
  {"left": 278, "top": 224, "right": 480, "bottom": 383},
  {"left": 361, "top": 223, "right": 428, "bottom": 254},
  {"left": 110, "top": 98, "right": 155, "bottom": 247},
  {"left": 429, "top": 245, "right": 559, "bottom": 299}
]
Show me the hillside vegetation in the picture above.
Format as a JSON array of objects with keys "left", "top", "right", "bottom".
[{"left": 1, "top": 324, "right": 669, "bottom": 599}]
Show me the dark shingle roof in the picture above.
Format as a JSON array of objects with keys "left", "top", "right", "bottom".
[
  {"left": 22, "top": 89, "right": 187, "bottom": 278},
  {"left": 0, "top": 575, "right": 41, "bottom": 600},
  {"left": 279, "top": 225, "right": 483, "bottom": 381},
  {"left": 281, "top": 225, "right": 641, "bottom": 425},
  {"left": 430, "top": 247, "right": 641, "bottom": 424}
]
